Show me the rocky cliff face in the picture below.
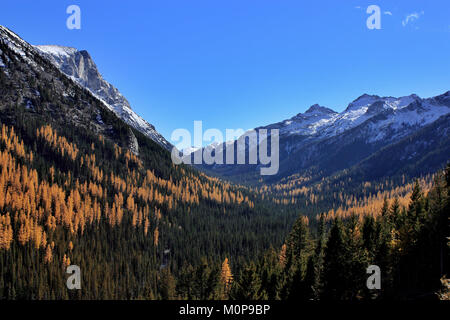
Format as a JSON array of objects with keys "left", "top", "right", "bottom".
[
  {"left": 34, "top": 45, "right": 172, "bottom": 150},
  {"left": 0, "top": 25, "right": 165, "bottom": 157}
]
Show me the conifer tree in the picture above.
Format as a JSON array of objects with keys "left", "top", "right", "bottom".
[
  {"left": 220, "top": 257, "right": 233, "bottom": 293},
  {"left": 230, "top": 262, "right": 265, "bottom": 300},
  {"left": 159, "top": 268, "right": 176, "bottom": 300},
  {"left": 306, "top": 213, "right": 327, "bottom": 299},
  {"left": 322, "top": 218, "right": 347, "bottom": 300}
]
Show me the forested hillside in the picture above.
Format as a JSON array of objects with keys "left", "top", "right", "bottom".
[
  {"left": 230, "top": 169, "right": 449, "bottom": 300},
  {"left": 0, "top": 29, "right": 297, "bottom": 299},
  {"left": 0, "top": 108, "right": 299, "bottom": 299}
]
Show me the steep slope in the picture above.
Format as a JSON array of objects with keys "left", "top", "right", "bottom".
[
  {"left": 199, "top": 92, "right": 450, "bottom": 185},
  {"left": 0, "top": 25, "right": 132, "bottom": 147},
  {"left": 340, "top": 112, "right": 450, "bottom": 182},
  {"left": 33, "top": 44, "right": 172, "bottom": 150}
]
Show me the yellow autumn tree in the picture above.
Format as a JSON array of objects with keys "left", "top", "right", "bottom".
[
  {"left": 153, "top": 227, "right": 159, "bottom": 246},
  {"left": 220, "top": 257, "right": 233, "bottom": 291},
  {"left": 44, "top": 244, "right": 53, "bottom": 264},
  {"left": 279, "top": 244, "right": 287, "bottom": 267}
]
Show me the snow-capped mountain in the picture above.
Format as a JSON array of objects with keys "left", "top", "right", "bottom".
[
  {"left": 0, "top": 25, "right": 170, "bottom": 150},
  {"left": 263, "top": 93, "right": 449, "bottom": 143},
  {"left": 0, "top": 25, "right": 173, "bottom": 156},
  {"left": 33, "top": 45, "right": 171, "bottom": 150},
  {"left": 201, "top": 91, "right": 450, "bottom": 184}
]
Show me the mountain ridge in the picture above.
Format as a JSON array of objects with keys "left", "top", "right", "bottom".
[
  {"left": 0, "top": 24, "right": 144, "bottom": 155},
  {"left": 197, "top": 90, "right": 450, "bottom": 186},
  {"left": 32, "top": 43, "right": 172, "bottom": 150}
]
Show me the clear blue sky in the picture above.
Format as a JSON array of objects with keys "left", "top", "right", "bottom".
[{"left": 1, "top": 1, "right": 450, "bottom": 143}]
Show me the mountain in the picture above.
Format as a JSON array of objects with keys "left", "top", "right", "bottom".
[
  {"left": 261, "top": 93, "right": 448, "bottom": 148},
  {"left": 0, "top": 25, "right": 297, "bottom": 299},
  {"left": 0, "top": 27, "right": 102, "bottom": 129},
  {"left": 0, "top": 25, "right": 143, "bottom": 154},
  {"left": 199, "top": 91, "right": 450, "bottom": 185},
  {"left": 33, "top": 44, "right": 171, "bottom": 150}
]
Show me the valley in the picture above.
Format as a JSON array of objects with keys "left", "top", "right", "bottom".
[{"left": 0, "top": 24, "right": 448, "bottom": 300}]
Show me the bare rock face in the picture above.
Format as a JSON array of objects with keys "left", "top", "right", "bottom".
[
  {"left": 34, "top": 45, "right": 172, "bottom": 150},
  {"left": 128, "top": 128, "right": 139, "bottom": 156}
]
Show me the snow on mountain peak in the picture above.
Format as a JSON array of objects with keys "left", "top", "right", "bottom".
[
  {"left": 305, "top": 104, "right": 337, "bottom": 115},
  {"left": 345, "top": 94, "right": 381, "bottom": 112},
  {"left": 34, "top": 45, "right": 77, "bottom": 58},
  {"left": 33, "top": 44, "right": 172, "bottom": 150},
  {"left": 266, "top": 91, "right": 450, "bottom": 143}
]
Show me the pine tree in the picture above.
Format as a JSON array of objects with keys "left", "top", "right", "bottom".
[
  {"left": 381, "top": 196, "right": 389, "bottom": 217},
  {"left": 230, "top": 262, "right": 265, "bottom": 300},
  {"left": 285, "top": 215, "right": 310, "bottom": 272},
  {"left": 345, "top": 215, "right": 369, "bottom": 300},
  {"left": 259, "top": 248, "right": 284, "bottom": 300},
  {"left": 307, "top": 213, "right": 327, "bottom": 300},
  {"left": 192, "top": 258, "right": 220, "bottom": 300},
  {"left": 159, "top": 268, "right": 176, "bottom": 300},
  {"left": 282, "top": 215, "right": 312, "bottom": 299},
  {"left": 362, "top": 215, "right": 380, "bottom": 261},
  {"left": 322, "top": 218, "right": 347, "bottom": 300},
  {"left": 389, "top": 197, "right": 401, "bottom": 227}
]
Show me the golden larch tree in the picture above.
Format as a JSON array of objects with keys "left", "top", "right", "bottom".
[{"left": 220, "top": 257, "right": 233, "bottom": 290}]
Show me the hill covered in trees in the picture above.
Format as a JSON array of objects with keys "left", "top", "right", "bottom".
[
  {"left": 0, "top": 27, "right": 297, "bottom": 299},
  {"left": 231, "top": 170, "right": 449, "bottom": 300},
  {"left": 0, "top": 94, "right": 298, "bottom": 299}
]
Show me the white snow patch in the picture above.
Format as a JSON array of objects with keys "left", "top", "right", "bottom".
[{"left": 34, "top": 45, "right": 77, "bottom": 58}]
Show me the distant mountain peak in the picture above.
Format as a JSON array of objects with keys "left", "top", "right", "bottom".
[
  {"left": 355, "top": 93, "right": 380, "bottom": 100},
  {"left": 305, "top": 104, "right": 337, "bottom": 114},
  {"left": 216, "top": 89, "right": 450, "bottom": 183},
  {"left": 257, "top": 90, "right": 450, "bottom": 145},
  {"left": 345, "top": 94, "right": 381, "bottom": 112}
]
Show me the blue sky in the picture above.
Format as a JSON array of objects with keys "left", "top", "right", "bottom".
[{"left": 1, "top": 1, "right": 450, "bottom": 145}]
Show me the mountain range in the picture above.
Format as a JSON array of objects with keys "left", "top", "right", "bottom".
[
  {"left": 195, "top": 91, "right": 450, "bottom": 186},
  {"left": 1, "top": 24, "right": 449, "bottom": 190}
]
